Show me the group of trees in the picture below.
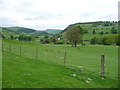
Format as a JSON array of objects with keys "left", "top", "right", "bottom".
[
  {"left": 92, "top": 21, "right": 117, "bottom": 27},
  {"left": 92, "top": 27, "right": 118, "bottom": 35},
  {"left": 73, "top": 21, "right": 118, "bottom": 25},
  {"left": 40, "top": 35, "right": 63, "bottom": 44},
  {"left": 111, "top": 27, "right": 117, "bottom": 34},
  {"left": 9, "top": 35, "right": 36, "bottom": 41},
  {"left": 91, "top": 35, "right": 120, "bottom": 46}
]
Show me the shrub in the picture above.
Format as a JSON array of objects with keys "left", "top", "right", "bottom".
[
  {"left": 54, "top": 40, "right": 63, "bottom": 44},
  {"left": 41, "top": 39, "right": 51, "bottom": 44},
  {"left": 91, "top": 37, "right": 99, "bottom": 45}
]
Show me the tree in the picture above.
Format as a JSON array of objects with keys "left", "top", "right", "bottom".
[
  {"left": 93, "top": 29, "right": 96, "bottom": 34},
  {"left": 110, "top": 23, "right": 113, "bottom": 26},
  {"left": 44, "top": 35, "right": 49, "bottom": 39},
  {"left": 105, "top": 32, "right": 109, "bottom": 34},
  {"left": 115, "top": 34, "right": 120, "bottom": 46},
  {"left": 10, "top": 35, "right": 14, "bottom": 40},
  {"left": 41, "top": 39, "right": 50, "bottom": 44},
  {"left": 50, "top": 37, "right": 56, "bottom": 43},
  {"left": 99, "top": 31, "right": 104, "bottom": 35},
  {"left": 91, "top": 37, "right": 98, "bottom": 45},
  {"left": 106, "top": 28, "right": 108, "bottom": 30},
  {"left": 0, "top": 32, "right": 5, "bottom": 38},
  {"left": 104, "top": 23, "right": 109, "bottom": 26},
  {"left": 118, "top": 20, "right": 120, "bottom": 23},
  {"left": 2, "top": 34, "right": 5, "bottom": 38},
  {"left": 64, "top": 25, "right": 83, "bottom": 47},
  {"left": 98, "top": 37, "right": 108, "bottom": 45},
  {"left": 111, "top": 27, "right": 117, "bottom": 34}
]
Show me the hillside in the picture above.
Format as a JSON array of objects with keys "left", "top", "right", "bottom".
[
  {"left": 2, "top": 26, "right": 36, "bottom": 33},
  {"left": 61, "top": 21, "right": 118, "bottom": 44},
  {"left": 0, "top": 27, "right": 50, "bottom": 38},
  {"left": 62, "top": 21, "right": 118, "bottom": 33},
  {"left": 44, "top": 29, "right": 62, "bottom": 34}
]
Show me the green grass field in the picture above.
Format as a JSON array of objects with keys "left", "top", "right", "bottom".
[
  {"left": 2, "top": 39, "right": 118, "bottom": 88},
  {"left": 0, "top": 39, "right": 2, "bottom": 89}
]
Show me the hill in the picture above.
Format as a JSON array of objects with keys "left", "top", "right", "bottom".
[
  {"left": 60, "top": 21, "right": 118, "bottom": 44},
  {"left": 0, "top": 27, "right": 50, "bottom": 38},
  {"left": 44, "top": 29, "right": 62, "bottom": 34},
  {"left": 2, "top": 26, "right": 36, "bottom": 33},
  {"left": 61, "top": 21, "right": 118, "bottom": 33}
]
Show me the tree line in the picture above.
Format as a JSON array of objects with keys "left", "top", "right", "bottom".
[
  {"left": 3, "top": 34, "right": 37, "bottom": 41},
  {"left": 91, "top": 34, "right": 120, "bottom": 46}
]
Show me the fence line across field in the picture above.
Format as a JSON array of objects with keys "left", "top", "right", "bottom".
[{"left": 3, "top": 42, "right": 106, "bottom": 77}]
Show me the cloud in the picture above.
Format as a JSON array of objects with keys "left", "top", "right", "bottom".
[
  {"left": 119, "top": 1, "right": 120, "bottom": 20},
  {"left": 0, "top": 17, "right": 17, "bottom": 27},
  {"left": 0, "top": 0, "right": 119, "bottom": 30}
]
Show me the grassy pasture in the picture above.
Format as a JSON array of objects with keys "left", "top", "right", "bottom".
[
  {"left": 0, "top": 39, "right": 2, "bottom": 89},
  {"left": 2, "top": 39, "right": 118, "bottom": 88}
]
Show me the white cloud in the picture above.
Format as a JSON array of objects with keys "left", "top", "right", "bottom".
[{"left": 0, "top": 0, "right": 119, "bottom": 30}]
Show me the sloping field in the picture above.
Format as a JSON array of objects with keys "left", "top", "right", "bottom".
[{"left": 2, "top": 39, "right": 118, "bottom": 88}]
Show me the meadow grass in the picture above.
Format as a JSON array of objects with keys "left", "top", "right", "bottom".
[
  {"left": 2, "top": 39, "right": 118, "bottom": 88},
  {"left": 0, "top": 39, "right": 2, "bottom": 89}
]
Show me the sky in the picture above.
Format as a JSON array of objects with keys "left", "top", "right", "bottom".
[{"left": 0, "top": 0, "right": 119, "bottom": 30}]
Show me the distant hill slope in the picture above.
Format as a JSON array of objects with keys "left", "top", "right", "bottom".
[
  {"left": 17, "top": 28, "right": 36, "bottom": 33},
  {"left": 44, "top": 29, "right": 62, "bottom": 34},
  {"left": 2, "top": 26, "right": 36, "bottom": 33},
  {"left": 1, "top": 27, "right": 50, "bottom": 37},
  {"left": 61, "top": 21, "right": 118, "bottom": 34}
]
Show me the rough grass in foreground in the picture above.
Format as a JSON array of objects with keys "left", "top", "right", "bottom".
[{"left": 2, "top": 39, "right": 118, "bottom": 88}]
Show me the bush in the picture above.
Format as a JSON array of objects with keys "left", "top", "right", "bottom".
[
  {"left": 98, "top": 37, "right": 108, "bottom": 45},
  {"left": 10, "top": 35, "right": 14, "bottom": 40},
  {"left": 99, "top": 31, "right": 104, "bottom": 35},
  {"left": 115, "top": 34, "right": 120, "bottom": 46},
  {"left": 111, "top": 27, "right": 117, "bottom": 34},
  {"left": 41, "top": 39, "right": 51, "bottom": 44},
  {"left": 105, "top": 32, "right": 109, "bottom": 34},
  {"left": 91, "top": 37, "right": 99, "bottom": 45},
  {"left": 91, "top": 35, "right": 119, "bottom": 45},
  {"left": 18, "top": 35, "right": 36, "bottom": 41},
  {"left": 54, "top": 40, "right": 63, "bottom": 44}
]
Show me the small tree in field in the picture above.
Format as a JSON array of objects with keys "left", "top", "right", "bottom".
[{"left": 64, "top": 25, "right": 83, "bottom": 47}]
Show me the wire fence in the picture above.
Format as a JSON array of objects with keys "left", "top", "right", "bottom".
[
  {"left": 2, "top": 42, "right": 68, "bottom": 66},
  {"left": 2, "top": 41, "right": 107, "bottom": 77}
]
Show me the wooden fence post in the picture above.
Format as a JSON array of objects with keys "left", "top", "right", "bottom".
[
  {"left": 36, "top": 48, "right": 38, "bottom": 59},
  {"left": 20, "top": 46, "right": 21, "bottom": 56},
  {"left": 64, "top": 51, "right": 67, "bottom": 65},
  {"left": 2, "top": 41, "right": 3, "bottom": 49},
  {"left": 10, "top": 44, "right": 11, "bottom": 52},
  {"left": 101, "top": 55, "right": 105, "bottom": 77}
]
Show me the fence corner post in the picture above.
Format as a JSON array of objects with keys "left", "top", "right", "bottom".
[
  {"left": 64, "top": 51, "right": 67, "bottom": 65},
  {"left": 101, "top": 55, "right": 105, "bottom": 77},
  {"left": 20, "top": 46, "right": 21, "bottom": 56},
  {"left": 36, "top": 47, "right": 38, "bottom": 60}
]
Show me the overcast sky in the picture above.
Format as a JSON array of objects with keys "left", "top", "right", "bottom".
[{"left": 0, "top": 0, "right": 119, "bottom": 30}]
